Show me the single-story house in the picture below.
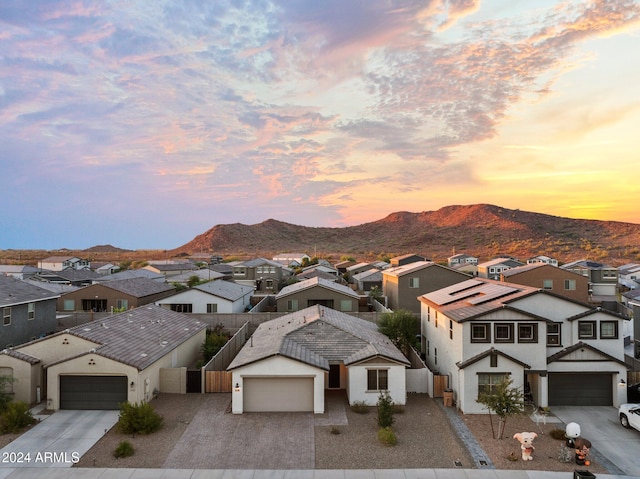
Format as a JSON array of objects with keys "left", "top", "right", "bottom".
[
  {"left": 0, "top": 305, "right": 207, "bottom": 410},
  {"left": 156, "top": 280, "right": 254, "bottom": 313},
  {"left": 352, "top": 268, "right": 383, "bottom": 292},
  {"left": 276, "top": 276, "right": 360, "bottom": 313},
  {"left": 228, "top": 305, "right": 410, "bottom": 414}
]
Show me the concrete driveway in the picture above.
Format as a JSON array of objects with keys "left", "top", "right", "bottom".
[
  {"left": 552, "top": 405, "right": 640, "bottom": 477},
  {"left": 0, "top": 410, "right": 119, "bottom": 468}
]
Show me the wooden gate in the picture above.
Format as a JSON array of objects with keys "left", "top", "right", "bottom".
[
  {"left": 205, "top": 371, "right": 233, "bottom": 393},
  {"left": 433, "top": 375, "right": 449, "bottom": 398}
]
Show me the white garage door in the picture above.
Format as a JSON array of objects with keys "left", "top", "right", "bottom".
[{"left": 243, "top": 377, "right": 314, "bottom": 412}]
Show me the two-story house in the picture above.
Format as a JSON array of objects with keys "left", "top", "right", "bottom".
[
  {"left": 477, "top": 257, "right": 524, "bottom": 280},
  {"left": 419, "top": 278, "right": 629, "bottom": 414},
  {"left": 500, "top": 263, "right": 590, "bottom": 303},
  {"left": 390, "top": 254, "right": 427, "bottom": 267},
  {"left": 527, "top": 255, "right": 559, "bottom": 267},
  {"left": 272, "top": 253, "right": 311, "bottom": 268},
  {"left": 382, "top": 261, "right": 470, "bottom": 315},
  {"left": 618, "top": 263, "right": 640, "bottom": 290},
  {"left": 0, "top": 275, "right": 59, "bottom": 348},
  {"left": 232, "top": 258, "right": 290, "bottom": 293},
  {"left": 37, "top": 256, "right": 90, "bottom": 271},
  {"left": 447, "top": 254, "right": 479, "bottom": 268},
  {"left": 561, "top": 259, "right": 619, "bottom": 307}
]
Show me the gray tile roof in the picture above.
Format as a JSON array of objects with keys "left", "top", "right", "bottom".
[
  {"left": 96, "top": 269, "right": 165, "bottom": 282},
  {"left": 0, "top": 275, "right": 60, "bottom": 307},
  {"left": 275, "top": 276, "right": 359, "bottom": 299},
  {"left": 99, "top": 277, "right": 175, "bottom": 298},
  {"left": 382, "top": 261, "right": 436, "bottom": 277},
  {"left": 0, "top": 348, "right": 41, "bottom": 365},
  {"left": 352, "top": 269, "right": 383, "bottom": 282},
  {"left": 56, "top": 304, "right": 207, "bottom": 370},
  {"left": 194, "top": 280, "right": 254, "bottom": 301},
  {"left": 228, "top": 305, "right": 409, "bottom": 371}
]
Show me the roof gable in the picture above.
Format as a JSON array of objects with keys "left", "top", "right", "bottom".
[
  {"left": 276, "top": 277, "right": 359, "bottom": 299},
  {"left": 547, "top": 341, "right": 628, "bottom": 367}
]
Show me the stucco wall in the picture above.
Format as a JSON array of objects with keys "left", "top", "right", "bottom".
[
  {"left": 18, "top": 333, "right": 100, "bottom": 364},
  {"left": 276, "top": 287, "right": 359, "bottom": 313},
  {"left": 160, "top": 367, "right": 187, "bottom": 394},
  {"left": 156, "top": 289, "right": 248, "bottom": 314},
  {"left": 230, "top": 355, "right": 326, "bottom": 414},
  {"left": 0, "top": 356, "right": 40, "bottom": 404},
  {"left": 347, "top": 358, "right": 407, "bottom": 406}
]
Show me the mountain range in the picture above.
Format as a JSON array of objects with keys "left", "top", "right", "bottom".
[{"left": 171, "top": 204, "right": 640, "bottom": 265}]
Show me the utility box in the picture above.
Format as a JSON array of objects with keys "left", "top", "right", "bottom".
[{"left": 443, "top": 388, "right": 454, "bottom": 407}]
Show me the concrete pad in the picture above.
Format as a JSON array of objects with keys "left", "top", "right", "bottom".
[{"left": 403, "top": 468, "right": 439, "bottom": 479}]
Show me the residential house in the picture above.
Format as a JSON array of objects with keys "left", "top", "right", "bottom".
[
  {"left": 500, "top": 263, "right": 590, "bottom": 304},
  {"left": 143, "top": 262, "right": 198, "bottom": 279},
  {"left": 419, "top": 278, "right": 629, "bottom": 414},
  {"left": 37, "top": 256, "right": 90, "bottom": 271},
  {"left": 382, "top": 261, "right": 471, "bottom": 314},
  {"left": 90, "top": 262, "right": 121, "bottom": 276},
  {"left": 93, "top": 269, "right": 165, "bottom": 283},
  {"left": 447, "top": 254, "right": 479, "bottom": 268},
  {"left": 390, "top": 254, "right": 427, "bottom": 267},
  {"left": 0, "top": 275, "right": 59, "bottom": 348},
  {"left": 352, "top": 268, "right": 383, "bottom": 293},
  {"left": 335, "top": 260, "right": 355, "bottom": 275},
  {"left": 33, "top": 269, "right": 99, "bottom": 287},
  {"left": 527, "top": 255, "right": 559, "bottom": 267},
  {"left": 232, "top": 258, "right": 290, "bottom": 293},
  {"left": 57, "top": 278, "right": 175, "bottom": 312},
  {"left": 273, "top": 253, "right": 311, "bottom": 268},
  {"left": 156, "top": 280, "right": 254, "bottom": 313},
  {"left": 451, "top": 263, "right": 478, "bottom": 277},
  {"left": 477, "top": 257, "right": 525, "bottom": 280},
  {"left": 296, "top": 264, "right": 339, "bottom": 281},
  {"left": 276, "top": 277, "right": 360, "bottom": 313},
  {"left": 164, "top": 268, "right": 225, "bottom": 287},
  {"left": 618, "top": 263, "right": 640, "bottom": 290},
  {"left": 0, "top": 265, "right": 39, "bottom": 280},
  {"left": 0, "top": 305, "right": 206, "bottom": 409},
  {"left": 346, "top": 262, "right": 375, "bottom": 277},
  {"left": 561, "top": 259, "right": 619, "bottom": 306},
  {"left": 228, "top": 305, "right": 410, "bottom": 413}
]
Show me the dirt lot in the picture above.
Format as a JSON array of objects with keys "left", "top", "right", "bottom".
[{"left": 0, "top": 393, "right": 609, "bottom": 473}]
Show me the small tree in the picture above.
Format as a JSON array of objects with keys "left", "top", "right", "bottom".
[
  {"left": 0, "top": 375, "right": 16, "bottom": 412},
  {"left": 201, "top": 327, "right": 229, "bottom": 363},
  {"left": 377, "top": 309, "right": 419, "bottom": 356},
  {"left": 377, "top": 391, "right": 395, "bottom": 428},
  {"left": 368, "top": 286, "right": 383, "bottom": 307},
  {"left": 476, "top": 376, "right": 524, "bottom": 439}
]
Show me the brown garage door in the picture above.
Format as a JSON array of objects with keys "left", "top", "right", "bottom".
[
  {"left": 243, "top": 377, "right": 314, "bottom": 412},
  {"left": 548, "top": 373, "right": 612, "bottom": 406},
  {"left": 60, "top": 375, "right": 128, "bottom": 410}
]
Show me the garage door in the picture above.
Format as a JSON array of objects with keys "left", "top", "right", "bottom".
[
  {"left": 548, "top": 373, "right": 612, "bottom": 406},
  {"left": 243, "top": 377, "right": 314, "bottom": 412},
  {"left": 60, "top": 375, "right": 128, "bottom": 410}
]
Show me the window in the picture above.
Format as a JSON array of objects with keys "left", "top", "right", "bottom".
[
  {"left": 207, "top": 303, "right": 218, "bottom": 313},
  {"left": 543, "top": 279, "right": 553, "bottom": 290},
  {"left": 234, "top": 267, "right": 246, "bottom": 276},
  {"left": 490, "top": 352, "right": 498, "bottom": 367},
  {"left": 517, "top": 323, "right": 538, "bottom": 343},
  {"left": 449, "top": 320, "right": 453, "bottom": 340},
  {"left": 286, "top": 299, "right": 298, "bottom": 311},
  {"left": 116, "top": 299, "right": 128, "bottom": 310},
  {"left": 494, "top": 323, "right": 514, "bottom": 343},
  {"left": 434, "top": 347, "right": 438, "bottom": 365},
  {"left": 471, "top": 323, "right": 490, "bottom": 343},
  {"left": 409, "top": 277, "right": 419, "bottom": 288},
  {"left": 547, "top": 322, "right": 562, "bottom": 346},
  {"left": 478, "top": 373, "right": 508, "bottom": 397},
  {"left": 3, "top": 307, "right": 10, "bottom": 326},
  {"left": 578, "top": 321, "right": 596, "bottom": 339},
  {"left": 427, "top": 306, "right": 430, "bottom": 322},
  {"left": 426, "top": 340, "right": 430, "bottom": 357},
  {"left": 265, "top": 279, "right": 274, "bottom": 289},
  {"left": 564, "top": 279, "right": 576, "bottom": 290},
  {"left": 600, "top": 321, "right": 618, "bottom": 339},
  {"left": 28, "top": 303, "right": 35, "bottom": 320},
  {"left": 367, "top": 369, "right": 388, "bottom": 391},
  {"left": 340, "top": 300, "right": 353, "bottom": 312},
  {"left": 63, "top": 300, "right": 75, "bottom": 311},
  {"left": 170, "top": 304, "right": 193, "bottom": 313}
]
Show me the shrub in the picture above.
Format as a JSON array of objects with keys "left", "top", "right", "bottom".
[
  {"left": 329, "top": 426, "right": 341, "bottom": 435},
  {"left": 550, "top": 428, "right": 566, "bottom": 440},
  {"left": 350, "top": 401, "right": 369, "bottom": 414},
  {"left": 114, "top": 440, "right": 135, "bottom": 458},
  {"left": 0, "top": 401, "right": 36, "bottom": 434},
  {"left": 117, "top": 402, "right": 163, "bottom": 435},
  {"left": 377, "top": 392, "right": 395, "bottom": 428},
  {"left": 377, "top": 427, "right": 397, "bottom": 446}
]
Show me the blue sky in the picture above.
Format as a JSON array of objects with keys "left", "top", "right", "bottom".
[{"left": 2, "top": 0, "right": 639, "bottom": 250}]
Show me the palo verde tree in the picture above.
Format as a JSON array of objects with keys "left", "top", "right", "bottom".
[
  {"left": 476, "top": 375, "right": 524, "bottom": 439},
  {"left": 377, "top": 309, "right": 419, "bottom": 356}
]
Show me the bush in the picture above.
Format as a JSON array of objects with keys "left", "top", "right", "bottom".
[
  {"left": 114, "top": 440, "right": 135, "bottom": 458},
  {"left": 329, "top": 426, "right": 341, "bottom": 435},
  {"left": 550, "top": 428, "right": 566, "bottom": 440},
  {"left": 350, "top": 401, "right": 369, "bottom": 414},
  {"left": 0, "top": 401, "right": 36, "bottom": 434},
  {"left": 377, "top": 392, "right": 395, "bottom": 428},
  {"left": 377, "top": 427, "right": 397, "bottom": 446},
  {"left": 117, "top": 402, "right": 163, "bottom": 435}
]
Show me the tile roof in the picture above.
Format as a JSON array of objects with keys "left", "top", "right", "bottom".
[
  {"left": 0, "top": 348, "right": 41, "bottom": 365},
  {"left": 97, "top": 269, "right": 165, "bottom": 282},
  {"left": 275, "top": 276, "right": 359, "bottom": 299},
  {"left": 0, "top": 275, "right": 60, "bottom": 307},
  {"left": 99, "top": 277, "right": 175, "bottom": 297},
  {"left": 352, "top": 269, "right": 383, "bottom": 282},
  {"left": 194, "top": 280, "right": 254, "bottom": 301},
  {"left": 54, "top": 304, "right": 207, "bottom": 370},
  {"left": 383, "top": 261, "right": 436, "bottom": 277},
  {"left": 228, "top": 305, "right": 409, "bottom": 371}
]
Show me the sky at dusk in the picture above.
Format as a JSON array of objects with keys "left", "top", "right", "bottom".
[{"left": 2, "top": 0, "right": 640, "bottom": 250}]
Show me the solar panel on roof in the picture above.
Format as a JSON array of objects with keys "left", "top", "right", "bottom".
[
  {"left": 466, "top": 284, "right": 519, "bottom": 305},
  {"left": 426, "top": 279, "right": 482, "bottom": 305}
]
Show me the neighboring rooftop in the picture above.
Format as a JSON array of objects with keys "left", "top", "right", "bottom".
[{"left": 0, "top": 274, "right": 60, "bottom": 307}]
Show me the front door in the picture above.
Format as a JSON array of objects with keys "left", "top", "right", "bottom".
[{"left": 329, "top": 364, "right": 341, "bottom": 388}]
